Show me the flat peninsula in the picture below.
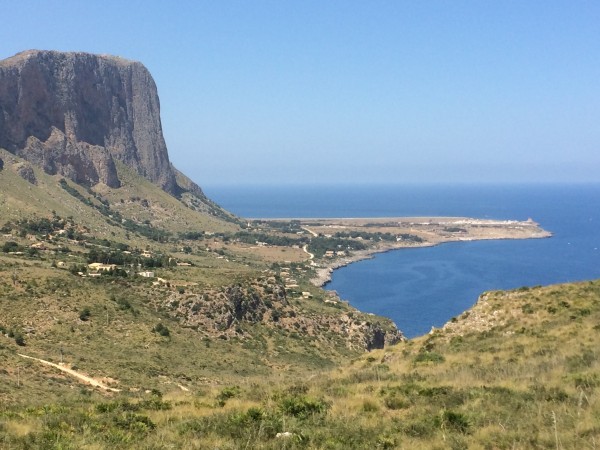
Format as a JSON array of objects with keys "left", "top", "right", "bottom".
[{"left": 283, "top": 216, "right": 551, "bottom": 286}]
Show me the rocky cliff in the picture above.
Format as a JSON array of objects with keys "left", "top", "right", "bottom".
[
  {"left": 0, "top": 50, "right": 192, "bottom": 195},
  {"left": 162, "top": 278, "right": 404, "bottom": 351}
]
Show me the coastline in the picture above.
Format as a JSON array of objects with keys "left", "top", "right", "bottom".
[
  {"left": 302, "top": 216, "right": 552, "bottom": 287},
  {"left": 309, "top": 242, "right": 433, "bottom": 287}
]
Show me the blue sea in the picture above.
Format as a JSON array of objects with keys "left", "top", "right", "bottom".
[{"left": 205, "top": 184, "right": 600, "bottom": 338}]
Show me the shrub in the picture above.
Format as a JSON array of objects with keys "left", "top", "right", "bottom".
[
  {"left": 14, "top": 332, "right": 25, "bottom": 346},
  {"left": 384, "top": 394, "right": 409, "bottom": 410},
  {"left": 414, "top": 351, "right": 445, "bottom": 364},
  {"left": 216, "top": 386, "right": 241, "bottom": 407},
  {"left": 438, "top": 410, "right": 470, "bottom": 434},
  {"left": 153, "top": 322, "right": 170, "bottom": 337},
  {"left": 115, "top": 297, "right": 133, "bottom": 311},
  {"left": 113, "top": 413, "right": 156, "bottom": 433},
  {"left": 2, "top": 241, "right": 20, "bottom": 253},
  {"left": 362, "top": 399, "right": 379, "bottom": 412},
  {"left": 278, "top": 395, "right": 329, "bottom": 419},
  {"left": 79, "top": 307, "right": 91, "bottom": 321},
  {"left": 521, "top": 303, "right": 535, "bottom": 314}
]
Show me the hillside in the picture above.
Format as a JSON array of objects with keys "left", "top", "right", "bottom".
[
  {"left": 0, "top": 49, "right": 403, "bottom": 395},
  {"left": 0, "top": 49, "right": 587, "bottom": 449},
  {"left": 0, "top": 162, "right": 401, "bottom": 390},
  {"left": 1, "top": 280, "right": 598, "bottom": 448}
]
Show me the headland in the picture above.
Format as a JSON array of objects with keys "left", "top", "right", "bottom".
[{"left": 281, "top": 216, "right": 552, "bottom": 286}]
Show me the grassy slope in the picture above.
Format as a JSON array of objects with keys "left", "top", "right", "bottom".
[
  {"left": 0, "top": 258, "right": 359, "bottom": 397},
  {"left": 1, "top": 280, "right": 598, "bottom": 449},
  {"left": 0, "top": 149, "right": 238, "bottom": 243},
  {"left": 2, "top": 148, "right": 598, "bottom": 448}
]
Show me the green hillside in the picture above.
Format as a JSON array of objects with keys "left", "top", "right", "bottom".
[
  {"left": 2, "top": 148, "right": 598, "bottom": 449},
  {"left": 1, "top": 279, "right": 599, "bottom": 449}
]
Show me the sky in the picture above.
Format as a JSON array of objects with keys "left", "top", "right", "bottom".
[{"left": 1, "top": 1, "right": 599, "bottom": 186}]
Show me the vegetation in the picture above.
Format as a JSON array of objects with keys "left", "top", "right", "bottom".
[
  {"left": 0, "top": 148, "right": 583, "bottom": 448},
  {"left": 1, "top": 277, "right": 598, "bottom": 448},
  {"left": 334, "top": 230, "right": 397, "bottom": 242},
  {"left": 60, "top": 177, "right": 172, "bottom": 242},
  {"left": 308, "top": 236, "right": 368, "bottom": 258},
  {"left": 234, "top": 230, "right": 307, "bottom": 247}
]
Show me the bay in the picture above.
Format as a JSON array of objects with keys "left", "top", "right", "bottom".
[{"left": 205, "top": 183, "right": 600, "bottom": 338}]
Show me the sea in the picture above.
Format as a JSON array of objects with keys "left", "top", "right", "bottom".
[{"left": 204, "top": 184, "right": 600, "bottom": 338}]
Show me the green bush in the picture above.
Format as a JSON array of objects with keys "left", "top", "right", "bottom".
[
  {"left": 14, "top": 332, "right": 25, "bottom": 346},
  {"left": 383, "top": 394, "right": 409, "bottom": 410},
  {"left": 216, "top": 386, "right": 241, "bottom": 407},
  {"left": 438, "top": 409, "right": 470, "bottom": 434},
  {"left": 414, "top": 351, "right": 445, "bottom": 364},
  {"left": 278, "top": 395, "right": 329, "bottom": 419},
  {"left": 153, "top": 322, "right": 170, "bottom": 337},
  {"left": 113, "top": 413, "right": 156, "bottom": 433},
  {"left": 79, "top": 307, "right": 91, "bottom": 321},
  {"left": 2, "top": 241, "right": 20, "bottom": 253}
]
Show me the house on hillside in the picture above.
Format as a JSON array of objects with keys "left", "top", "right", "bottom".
[
  {"left": 138, "top": 271, "right": 155, "bottom": 278},
  {"left": 88, "top": 262, "right": 117, "bottom": 272}
]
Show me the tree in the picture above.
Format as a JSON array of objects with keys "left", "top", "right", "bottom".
[
  {"left": 79, "top": 307, "right": 91, "bottom": 321},
  {"left": 153, "top": 322, "right": 170, "bottom": 337},
  {"left": 2, "top": 241, "right": 20, "bottom": 253},
  {"left": 14, "top": 332, "right": 25, "bottom": 346}
]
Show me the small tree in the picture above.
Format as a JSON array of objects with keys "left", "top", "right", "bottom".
[
  {"left": 79, "top": 307, "right": 91, "bottom": 321},
  {"left": 14, "top": 332, "right": 25, "bottom": 346},
  {"left": 153, "top": 322, "right": 170, "bottom": 337}
]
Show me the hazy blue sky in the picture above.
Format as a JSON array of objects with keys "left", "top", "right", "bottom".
[{"left": 1, "top": 1, "right": 599, "bottom": 185}]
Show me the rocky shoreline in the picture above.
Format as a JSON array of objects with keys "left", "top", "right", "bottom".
[
  {"left": 306, "top": 216, "right": 552, "bottom": 287},
  {"left": 309, "top": 243, "right": 431, "bottom": 287}
]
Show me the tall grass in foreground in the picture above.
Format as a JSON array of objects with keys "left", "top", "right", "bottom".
[{"left": 1, "top": 280, "right": 599, "bottom": 449}]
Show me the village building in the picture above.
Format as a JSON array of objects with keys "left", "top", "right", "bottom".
[
  {"left": 138, "top": 271, "right": 155, "bottom": 278},
  {"left": 88, "top": 262, "right": 117, "bottom": 272}
]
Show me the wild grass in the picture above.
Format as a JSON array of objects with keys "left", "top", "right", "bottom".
[{"left": 2, "top": 280, "right": 599, "bottom": 448}]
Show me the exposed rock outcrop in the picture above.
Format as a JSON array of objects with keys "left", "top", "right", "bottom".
[
  {"left": 13, "top": 161, "right": 37, "bottom": 184},
  {"left": 161, "top": 278, "right": 403, "bottom": 351},
  {"left": 0, "top": 50, "right": 179, "bottom": 193}
]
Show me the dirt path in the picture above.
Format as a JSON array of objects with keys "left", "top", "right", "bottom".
[
  {"left": 18, "top": 353, "right": 121, "bottom": 392},
  {"left": 301, "top": 226, "right": 318, "bottom": 237},
  {"left": 302, "top": 244, "right": 315, "bottom": 263}
]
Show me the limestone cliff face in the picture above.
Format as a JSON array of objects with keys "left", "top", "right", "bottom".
[{"left": 0, "top": 50, "right": 178, "bottom": 193}]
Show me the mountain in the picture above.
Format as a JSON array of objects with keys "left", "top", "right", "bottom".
[
  {"left": 0, "top": 50, "right": 402, "bottom": 400},
  {"left": 0, "top": 50, "right": 196, "bottom": 196}
]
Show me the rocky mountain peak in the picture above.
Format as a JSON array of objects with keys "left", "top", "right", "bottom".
[{"left": 0, "top": 50, "right": 184, "bottom": 194}]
